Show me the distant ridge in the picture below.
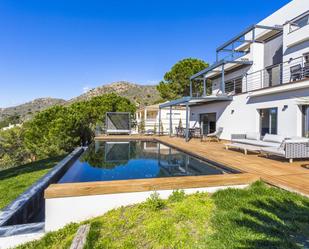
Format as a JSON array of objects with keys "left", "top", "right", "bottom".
[
  {"left": 0, "top": 98, "right": 66, "bottom": 122},
  {"left": 0, "top": 81, "right": 161, "bottom": 122},
  {"left": 70, "top": 81, "right": 160, "bottom": 107}
]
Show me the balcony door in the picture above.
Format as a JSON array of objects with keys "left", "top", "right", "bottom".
[
  {"left": 200, "top": 113, "right": 216, "bottom": 135},
  {"left": 302, "top": 106, "right": 309, "bottom": 137},
  {"left": 260, "top": 108, "right": 278, "bottom": 136}
]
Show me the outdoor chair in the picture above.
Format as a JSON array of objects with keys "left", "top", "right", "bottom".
[
  {"left": 304, "top": 62, "right": 309, "bottom": 78},
  {"left": 290, "top": 64, "right": 302, "bottom": 82},
  {"left": 175, "top": 127, "right": 185, "bottom": 137},
  {"left": 144, "top": 129, "right": 155, "bottom": 135},
  {"left": 202, "top": 127, "right": 223, "bottom": 142},
  {"left": 192, "top": 128, "right": 202, "bottom": 138}
]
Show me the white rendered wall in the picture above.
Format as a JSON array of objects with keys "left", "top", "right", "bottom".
[
  {"left": 0, "top": 233, "right": 44, "bottom": 249},
  {"left": 45, "top": 184, "right": 248, "bottom": 231},
  {"left": 258, "top": 0, "right": 308, "bottom": 29},
  {"left": 137, "top": 108, "right": 186, "bottom": 133},
  {"left": 190, "top": 84, "right": 309, "bottom": 140}
]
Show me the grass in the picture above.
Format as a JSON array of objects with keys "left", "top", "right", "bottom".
[
  {"left": 16, "top": 182, "right": 309, "bottom": 249},
  {"left": 0, "top": 156, "right": 64, "bottom": 210}
]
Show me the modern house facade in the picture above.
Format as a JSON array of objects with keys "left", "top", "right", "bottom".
[
  {"left": 135, "top": 103, "right": 186, "bottom": 134},
  {"left": 160, "top": 0, "right": 309, "bottom": 140}
]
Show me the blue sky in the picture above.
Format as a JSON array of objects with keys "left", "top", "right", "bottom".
[{"left": 0, "top": 0, "right": 291, "bottom": 108}]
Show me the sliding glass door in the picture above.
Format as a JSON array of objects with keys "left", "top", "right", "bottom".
[
  {"left": 260, "top": 108, "right": 278, "bottom": 136},
  {"left": 200, "top": 113, "right": 216, "bottom": 135}
]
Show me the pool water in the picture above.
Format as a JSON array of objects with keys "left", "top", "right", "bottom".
[{"left": 58, "top": 140, "right": 237, "bottom": 183}]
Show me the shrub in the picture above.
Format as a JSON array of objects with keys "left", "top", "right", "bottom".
[
  {"left": 145, "top": 192, "right": 166, "bottom": 211},
  {"left": 168, "top": 189, "right": 186, "bottom": 202}
]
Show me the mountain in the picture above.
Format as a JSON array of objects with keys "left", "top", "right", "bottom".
[
  {"left": 0, "top": 81, "right": 161, "bottom": 124},
  {"left": 70, "top": 81, "right": 160, "bottom": 107},
  {"left": 0, "top": 98, "right": 66, "bottom": 123}
]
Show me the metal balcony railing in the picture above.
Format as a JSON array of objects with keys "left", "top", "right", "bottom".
[{"left": 244, "top": 56, "right": 309, "bottom": 92}]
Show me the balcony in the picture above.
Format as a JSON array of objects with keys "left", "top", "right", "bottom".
[{"left": 244, "top": 56, "right": 309, "bottom": 92}]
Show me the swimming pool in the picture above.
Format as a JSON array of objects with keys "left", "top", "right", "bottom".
[{"left": 58, "top": 140, "right": 238, "bottom": 183}]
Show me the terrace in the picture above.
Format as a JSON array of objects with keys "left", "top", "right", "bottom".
[{"left": 93, "top": 135, "right": 309, "bottom": 197}]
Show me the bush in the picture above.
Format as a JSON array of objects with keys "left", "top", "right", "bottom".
[
  {"left": 0, "top": 93, "right": 136, "bottom": 168},
  {"left": 145, "top": 192, "right": 166, "bottom": 211},
  {"left": 168, "top": 189, "right": 186, "bottom": 202}
]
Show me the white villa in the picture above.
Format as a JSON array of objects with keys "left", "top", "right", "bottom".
[
  {"left": 160, "top": 0, "right": 309, "bottom": 141},
  {"left": 135, "top": 103, "right": 186, "bottom": 134}
]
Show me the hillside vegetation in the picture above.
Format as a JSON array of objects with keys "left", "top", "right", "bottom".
[
  {"left": 0, "top": 82, "right": 160, "bottom": 125},
  {"left": 0, "top": 93, "right": 136, "bottom": 169},
  {"left": 71, "top": 81, "right": 161, "bottom": 107},
  {"left": 0, "top": 98, "right": 66, "bottom": 125}
]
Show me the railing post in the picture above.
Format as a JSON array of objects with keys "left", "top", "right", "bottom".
[
  {"left": 190, "top": 79, "right": 192, "bottom": 97},
  {"left": 245, "top": 73, "right": 248, "bottom": 92},
  {"left": 185, "top": 102, "right": 189, "bottom": 142},
  {"left": 260, "top": 70, "right": 263, "bottom": 89},
  {"left": 221, "top": 64, "right": 225, "bottom": 94},
  {"left": 158, "top": 108, "right": 161, "bottom": 136},
  {"left": 203, "top": 78, "right": 206, "bottom": 96},
  {"left": 169, "top": 106, "right": 172, "bottom": 137}
]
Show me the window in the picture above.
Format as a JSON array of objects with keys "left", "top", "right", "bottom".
[
  {"left": 290, "top": 13, "right": 309, "bottom": 32},
  {"left": 225, "top": 77, "right": 242, "bottom": 94},
  {"left": 146, "top": 111, "right": 157, "bottom": 120},
  {"left": 264, "top": 64, "right": 282, "bottom": 87},
  {"left": 260, "top": 108, "right": 278, "bottom": 136}
]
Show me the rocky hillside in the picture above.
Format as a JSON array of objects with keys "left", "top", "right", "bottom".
[
  {"left": 0, "top": 98, "right": 66, "bottom": 122},
  {"left": 70, "top": 81, "right": 160, "bottom": 107},
  {"left": 0, "top": 82, "right": 161, "bottom": 124}
]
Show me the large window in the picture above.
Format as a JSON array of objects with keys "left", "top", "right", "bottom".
[
  {"left": 225, "top": 77, "right": 242, "bottom": 94},
  {"left": 264, "top": 64, "right": 282, "bottom": 87},
  {"left": 260, "top": 108, "right": 278, "bottom": 136}
]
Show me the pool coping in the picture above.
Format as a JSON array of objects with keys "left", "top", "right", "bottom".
[
  {"left": 45, "top": 173, "right": 260, "bottom": 198},
  {"left": 0, "top": 147, "right": 84, "bottom": 227},
  {"left": 44, "top": 138, "right": 256, "bottom": 199}
]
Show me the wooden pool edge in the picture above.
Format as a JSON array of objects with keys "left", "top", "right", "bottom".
[{"left": 45, "top": 173, "right": 260, "bottom": 199}]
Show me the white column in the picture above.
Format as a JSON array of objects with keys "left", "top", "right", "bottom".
[
  {"left": 169, "top": 106, "right": 172, "bottom": 137},
  {"left": 158, "top": 108, "right": 161, "bottom": 135},
  {"left": 185, "top": 103, "right": 189, "bottom": 142}
]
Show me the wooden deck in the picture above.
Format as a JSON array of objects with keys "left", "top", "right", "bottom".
[
  {"left": 45, "top": 173, "right": 258, "bottom": 198},
  {"left": 45, "top": 135, "right": 309, "bottom": 198},
  {"left": 96, "top": 135, "right": 309, "bottom": 197}
]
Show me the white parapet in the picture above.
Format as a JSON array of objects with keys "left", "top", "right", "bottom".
[{"left": 45, "top": 184, "right": 248, "bottom": 231}]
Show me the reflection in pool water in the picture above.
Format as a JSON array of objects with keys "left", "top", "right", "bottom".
[{"left": 58, "top": 140, "right": 237, "bottom": 183}]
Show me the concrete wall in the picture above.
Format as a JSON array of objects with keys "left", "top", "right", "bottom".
[
  {"left": 45, "top": 184, "right": 248, "bottom": 231},
  {"left": 258, "top": 0, "right": 308, "bottom": 28},
  {"left": 190, "top": 82, "right": 309, "bottom": 140},
  {"left": 264, "top": 35, "right": 283, "bottom": 67}
]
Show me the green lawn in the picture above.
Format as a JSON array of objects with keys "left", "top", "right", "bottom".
[
  {"left": 0, "top": 156, "right": 64, "bottom": 210},
  {"left": 17, "top": 181, "right": 309, "bottom": 249}
]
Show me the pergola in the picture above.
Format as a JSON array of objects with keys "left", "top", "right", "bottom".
[
  {"left": 158, "top": 95, "right": 232, "bottom": 142},
  {"left": 105, "top": 112, "right": 131, "bottom": 135}
]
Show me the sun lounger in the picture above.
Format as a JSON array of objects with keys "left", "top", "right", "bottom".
[
  {"left": 225, "top": 143, "right": 261, "bottom": 155},
  {"left": 203, "top": 127, "right": 223, "bottom": 142},
  {"left": 261, "top": 138, "right": 309, "bottom": 163},
  {"left": 231, "top": 133, "right": 284, "bottom": 147},
  {"left": 231, "top": 132, "right": 309, "bottom": 162}
]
